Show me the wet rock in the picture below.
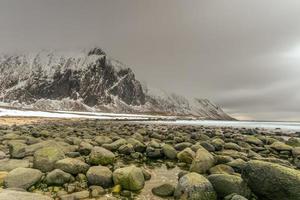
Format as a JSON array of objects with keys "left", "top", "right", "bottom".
[
  {"left": 86, "top": 166, "right": 113, "bottom": 188},
  {"left": 174, "top": 172, "right": 217, "bottom": 200},
  {"left": 152, "top": 183, "right": 175, "bottom": 197},
  {"left": 177, "top": 148, "right": 195, "bottom": 164},
  {"left": 242, "top": 160, "right": 300, "bottom": 200},
  {"left": 113, "top": 165, "right": 145, "bottom": 191},
  {"left": 45, "top": 169, "right": 74, "bottom": 186},
  {"left": 190, "top": 146, "right": 215, "bottom": 174},
  {"left": 89, "top": 146, "right": 115, "bottom": 165},
  {"left": 33, "top": 146, "right": 65, "bottom": 172},
  {"left": 4, "top": 167, "right": 43, "bottom": 190},
  {"left": 208, "top": 174, "right": 251, "bottom": 198},
  {"left": 55, "top": 158, "right": 89, "bottom": 175}
]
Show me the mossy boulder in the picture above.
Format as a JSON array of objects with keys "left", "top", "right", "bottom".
[
  {"left": 209, "top": 164, "right": 235, "bottom": 175},
  {"left": 113, "top": 165, "right": 145, "bottom": 191},
  {"left": 152, "top": 183, "right": 175, "bottom": 197},
  {"left": 242, "top": 160, "right": 300, "bottom": 200},
  {"left": 33, "top": 146, "right": 65, "bottom": 172},
  {"left": 102, "top": 139, "right": 127, "bottom": 151},
  {"left": 87, "top": 166, "right": 113, "bottom": 188},
  {"left": 177, "top": 147, "right": 195, "bottom": 164},
  {"left": 55, "top": 158, "right": 89, "bottom": 175},
  {"left": 287, "top": 137, "right": 300, "bottom": 147},
  {"left": 211, "top": 138, "right": 225, "bottom": 151},
  {"left": 89, "top": 146, "right": 115, "bottom": 165},
  {"left": 174, "top": 172, "right": 217, "bottom": 200},
  {"left": 95, "top": 136, "right": 113, "bottom": 146},
  {"left": 45, "top": 169, "right": 74, "bottom": 186},
  {"left": 4, "top": 167, "right": 43, "bottom": 190},
  {"left": 244, "top": 136, "right": 263, "bottom": 146},
  {"left": 270, "top": 142, "right": 293, "bottom": 151},
  {"left": 162, "top": 144, "right": 177, "bottom": 159},
  {"left": 8, "top": 141, "right": 26, "bottom": 159},
  {"left": 208, "top": 174, "right": 251, "bottom": 198},
  {"left": 190, "top": 146, "right": 215, "bottom": 174}
]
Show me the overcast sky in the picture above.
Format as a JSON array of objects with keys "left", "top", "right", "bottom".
[{"left": 0, "top": 0, "right": 300, "bottom": 121}]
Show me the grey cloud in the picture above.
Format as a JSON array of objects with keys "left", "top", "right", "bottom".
[{"left": 0, "top": 0, "right": 300, "bottom": 120}]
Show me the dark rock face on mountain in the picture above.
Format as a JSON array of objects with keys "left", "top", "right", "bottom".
[{"left": 0, "top": 48, "right": 232, "bottom": 120}]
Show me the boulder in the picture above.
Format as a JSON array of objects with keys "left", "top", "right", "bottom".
[
  {"left": 270, "top": 142, "right": 293, "bottom": 151},
  {"left": 86, "top": 166, "right": 113, "bottom": 188},
  {"left": 287, "top": 137, "right": 300, "bottom": 147},
  {"left": 118, "top": 144, "right": 134, "bottom": 155},
  {"left": 152, "top": 183, "right": 175, "bottom": 197},
  {"left": 208, "top": 174, "right": 251, "bottom": 198},
  {"left": 102, "top": 139, "right": 127, "bottom": 151},
  {"left": 174, "top": 172, "right": 217, "bottom": 200},
  {"left": 0, "top": 159, "right": 30, "bottom": 171},
  {"left": 95, "top": 136, "right": 113, "bottom": 146},
  {"left": 211, "top": 138, "right": 225, "bottom": 151},
  {"left": 89, "top": 147, "right": 115, "bottom": 165},
  {"left": 4, "top": 167, "right": 43, "bottom": 190},
  {"left": 177, "top": 148, "right": 195, "bottom": 164},
  {"left": 224, "top": 193, "right": 248, "bottom": 200},
  {"left": 244, "top": 136, "right": 263, "bottom": 146},
  {"left": 190, "top": 146, "right": 215, "bottom": 174},
  {"left": 0, "top": 189, "right": 53, "bottom": 200},
  {"left": 242, "top": 160, "right": 300, "bottom": 200},
  {"left": 113, "top": 166, "right": 145, "bottom": 191},
  {"left": 55, "top": 158, "right": 89, "bottom": 174},
  {"left": 209, "top": 164, "right": 235, "bottom": 175},
  {"left": 127, "top": 138, "right": 146, "bottom": 152},
  {"left": 45, "top": 169, "right": 73, "bottom": 186},
  {"left": 162, "top": 144, "right": 177, "bottom": 159},
  {"left": 8, "top": 141, "right": 26, "bottom": 158},
  {"left": 33, "top": 146, "right": 65, "bottom": 172}
]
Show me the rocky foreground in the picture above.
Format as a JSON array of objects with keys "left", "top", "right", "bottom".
[{"left": 0, "top": 120, "right": 299, "bottom": 200}]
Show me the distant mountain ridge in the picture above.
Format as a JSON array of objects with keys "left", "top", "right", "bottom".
[{"left": 0, "top": 48, "right": 233, "bottom": 120}]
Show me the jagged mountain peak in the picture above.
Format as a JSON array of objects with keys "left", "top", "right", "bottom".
[{"left": 0, "top": 48, "right": 232, "bottom": 120}]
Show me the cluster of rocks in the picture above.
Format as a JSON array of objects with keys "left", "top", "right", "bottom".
[{"left": 0, "top": 120, "right": 299, "bottom": 200}]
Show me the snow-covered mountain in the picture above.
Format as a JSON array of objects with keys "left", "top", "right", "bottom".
[{"left": 0, "top": 48, "right": 233, "bottom": 120}]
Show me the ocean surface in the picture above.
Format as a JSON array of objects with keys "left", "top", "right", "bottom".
[{"left": 1, "top": 108, "right": 300, "bottom": 132}]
